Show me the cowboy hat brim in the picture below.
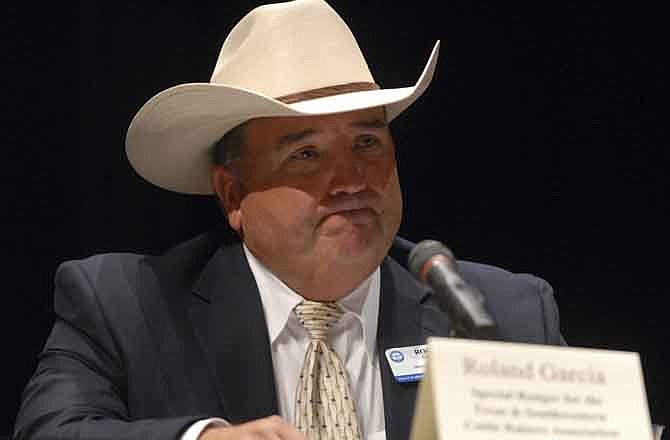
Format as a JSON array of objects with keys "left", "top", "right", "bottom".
[{"left": 126, "top": 41, "right": 440, "bottom": 195}]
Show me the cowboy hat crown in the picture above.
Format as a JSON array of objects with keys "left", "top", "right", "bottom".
[
  {"left": 212, "top": 0, "right": 374, "bottom": 98},
  {"left": 126, "top": 0, "right": 440, "bottom": 194}
]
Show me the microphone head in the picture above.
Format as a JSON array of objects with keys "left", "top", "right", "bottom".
[{"left": 408, "top": 239, "right": 455, "bottom": 280}]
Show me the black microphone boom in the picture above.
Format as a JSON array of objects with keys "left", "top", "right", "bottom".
[{"left": 408, "top": 240, "right": 499, "bottom": 340}]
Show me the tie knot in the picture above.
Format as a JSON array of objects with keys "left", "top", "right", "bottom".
[{"left": 295, "top": 300, "right": 344, "bottom": 341}]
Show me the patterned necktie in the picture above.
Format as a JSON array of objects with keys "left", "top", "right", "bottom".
[{"left": 294, "top": 300, "right": 361, "bottom": 440}]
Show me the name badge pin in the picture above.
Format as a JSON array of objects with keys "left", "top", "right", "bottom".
[{"left": 384, "top": 344, "right": 428, "bottom": 383}]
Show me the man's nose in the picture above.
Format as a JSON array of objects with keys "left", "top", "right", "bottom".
[{"left": 327, "top": 151, "right": 367, "bottom": 196}]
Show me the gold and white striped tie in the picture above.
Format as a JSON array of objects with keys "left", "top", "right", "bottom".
[{"left": 294, "top": 300, "right": 361, "bottom": 440}]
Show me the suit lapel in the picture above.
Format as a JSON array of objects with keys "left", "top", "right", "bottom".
[
  {"left": 189, "top": 243, "right": 279, "bottom": 423},
  {"left": 377, "top": 257, "right": 450, "bottom": 440},
  {"left": 138, "top": 241, "right": 224, "bottom": 416}
]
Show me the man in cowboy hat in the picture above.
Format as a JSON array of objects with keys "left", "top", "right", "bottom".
[{"left": 14, "top": 1, "right": 564, "bottom": 439}]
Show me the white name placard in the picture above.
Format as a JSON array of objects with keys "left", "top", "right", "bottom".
[{"left": 411, "top": 337, "right": 654, "bottom": 440}]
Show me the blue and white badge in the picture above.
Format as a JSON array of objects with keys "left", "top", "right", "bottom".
[{"left": 384, "top": 344, "right": 428, "bottom": 383}]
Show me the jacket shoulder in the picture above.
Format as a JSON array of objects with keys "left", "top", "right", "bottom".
[
  {"left": 56, "top": 227, "right": 235, "bottom": 291},
  {"left": 457, "top": 260, "right": 563, "bottom": 344},
  {"left": 458, "top": 260, "right": 551, "bottom": 293}
]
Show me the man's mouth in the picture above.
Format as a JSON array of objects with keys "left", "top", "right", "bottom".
[
  {"left": 323, "top": 196, "right": 379, "bottom": 215},
  {"left": 323, "top": 206, "right": 378, "bottom": 225}
]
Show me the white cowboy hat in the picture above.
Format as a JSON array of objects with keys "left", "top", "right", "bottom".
[{"left": 126, "top": 0, "right": 440, "bottom": 194}]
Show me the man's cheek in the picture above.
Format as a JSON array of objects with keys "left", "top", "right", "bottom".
[{"left": 370, "top": 159, "right": 399, "bottom": 190}]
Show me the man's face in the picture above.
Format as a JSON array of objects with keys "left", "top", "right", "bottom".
[{"left": 213, "top": 107, "right": 402, "bottom": 295}]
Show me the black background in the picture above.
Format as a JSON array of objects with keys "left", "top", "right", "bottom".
[{"left": 3, "top": 0, "right": 668, "bottom": 435}]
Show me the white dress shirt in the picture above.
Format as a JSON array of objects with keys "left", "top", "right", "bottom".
[{"left": 182, "top": 245, "right": 386, "bottom": 440}]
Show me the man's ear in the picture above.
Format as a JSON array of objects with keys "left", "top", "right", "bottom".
[{"left": 211, "top": 165, "right": 243, "bottom": 234}]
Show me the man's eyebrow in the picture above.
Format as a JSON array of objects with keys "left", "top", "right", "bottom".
[
  {"left": 276, "top": 128, "right": 318, "bottom": 148},
  {"left": 350, "top": 118, "right": 388, "bottom": 129}
]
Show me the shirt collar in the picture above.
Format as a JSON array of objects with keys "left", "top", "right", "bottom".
[{"left": 243, "top": 244, "right": 380, "bottom": 357}]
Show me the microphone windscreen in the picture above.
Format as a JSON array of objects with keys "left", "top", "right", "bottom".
[{"left": 407, "top": 239, "right": 455, "bottom": 279}]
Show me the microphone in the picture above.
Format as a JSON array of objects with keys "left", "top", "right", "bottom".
[{"left": 408, "top": 240, "right": 499, "bottom": 340}]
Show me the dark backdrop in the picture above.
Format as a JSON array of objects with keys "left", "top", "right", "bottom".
[{"left": 4, "top": 0, "right": 668, "bottom": 434}]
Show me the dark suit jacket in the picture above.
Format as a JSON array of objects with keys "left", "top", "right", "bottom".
[{"left": 14, "top": 229, "right": 564, "bottom": 440}]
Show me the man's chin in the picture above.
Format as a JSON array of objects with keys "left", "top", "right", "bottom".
[{"left": 319, "top": 228, "right": 386, "bottom": 262}]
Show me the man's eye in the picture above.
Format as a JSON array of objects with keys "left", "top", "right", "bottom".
[
  {"left": 289, "top": 147, "right": 319, "bottom": 161},
  {"left": 355, "top": 135, "right": 380, "bottom": 150}
]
